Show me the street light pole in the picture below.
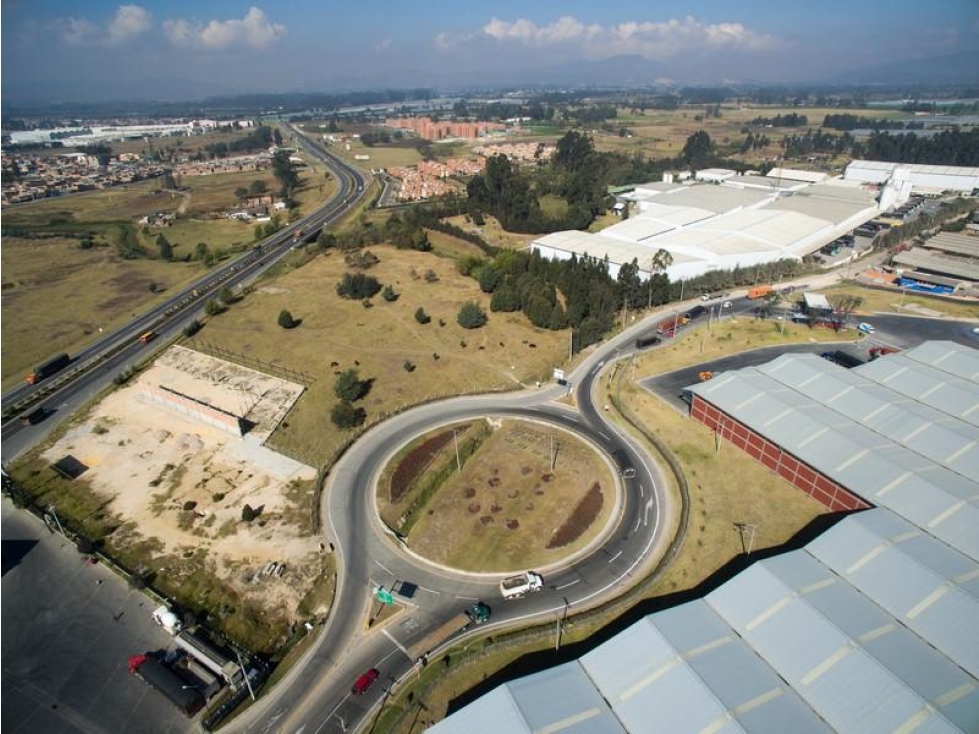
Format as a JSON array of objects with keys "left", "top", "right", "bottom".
[
  {"left": 234, "top": 647, "right": 256, "bottom": 702},
  {"left": 452, "top": 429, "right": 461, "bottom": 472}
]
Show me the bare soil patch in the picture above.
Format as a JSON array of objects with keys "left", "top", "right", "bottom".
[
  {"left": 379, "top": 418, "right": 617, "bottom": 572},
  {"left": 33, "top": 346, "right": 328, "bottom": 653}
]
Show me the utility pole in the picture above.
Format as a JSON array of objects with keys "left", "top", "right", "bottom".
[
  {"left": 234, "top": 647, "right": 256, "bottom": 702},
  {"left": 550, "top": 434, "right": 556, "bottom": 472},
  {"left": 452, "top": 428, "right": 461, "bottom": 472}
]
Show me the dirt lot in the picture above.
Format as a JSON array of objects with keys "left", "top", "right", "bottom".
[
  {"left": 380, "top": 418, "right": 618, "bottom": 572},
  {"left": 37, "top": 346, "right": 328, "bottom": 650}
]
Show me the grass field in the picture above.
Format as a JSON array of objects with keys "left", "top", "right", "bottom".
[
  {"left": 1, "top": 145, "right": 336, "bottom": 388},
  {"left": 190, "top": 243, "right": 568, "bottom": 467},
  {"left": 1, "top": 235, "right": 207, "bottom": 389},
  {"left": 818, "top": 283, "right": 979, "bottom": 320}
]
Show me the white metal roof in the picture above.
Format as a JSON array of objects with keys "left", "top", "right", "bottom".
[{"left": 689, "top": 347, "right": 979, "bottom": 561}]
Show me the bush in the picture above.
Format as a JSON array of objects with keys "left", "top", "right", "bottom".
[
  {"left": 331, "top": 400, "right": 366, "bottom": 429},
  {"left": 414, "top": 307, "right": 431, "bottom": 324},
  {"left": 183, "top": 501, "right": 197, "bottom": 512},
  {"left": 403, "top": 361, "right": 416, "bottom": 372},
  {"left": 382, "top": 284, "right": 399, "bottom": 302},
  {"left": 337, "top": 272, "right": 381, "bottom": 299},
  {"left": 457, "top": 301, "right": 488, "bottom": 329},
  {"left": 241, "top": 504, "right": 258, "bottom": 522},
  {"left": 278, "top": 309, "right": 297, "bottom": 329},
  {"left": 205, "top": 299, "right": 224, "bottom": 316},
  {"left": 334, "top": 368, "right": 369, "bottom": 401},
  {"left": 183, "top": 319, "right": 202, "bottom": 337}
]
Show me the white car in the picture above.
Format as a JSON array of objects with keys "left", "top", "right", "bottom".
[{"left": 858, "top": 322, "right": 876, "bottom": 334}]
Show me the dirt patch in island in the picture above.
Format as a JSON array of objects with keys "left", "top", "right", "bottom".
[
  {"left": 37, "top": 345, "right": 329, "bottom": 653},
  {"left": 547, "top": 482, "right": 604, "bottom": 549},
  {"left": 378, "top": 418, "right": 618, "bottom": 572}
]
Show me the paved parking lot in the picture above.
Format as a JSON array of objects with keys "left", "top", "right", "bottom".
[{"left": 1, "top": 499, "right": 195, "bottom": 734}]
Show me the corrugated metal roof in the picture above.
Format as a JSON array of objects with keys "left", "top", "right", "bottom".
[
  {"left": 805, "top": 510, "right": 979, "bottom": 677},
  {"left": 707, "top": 553, "right": 970, "bottom": 733},
  {"left": 690, "top": 346, "right": 979, "bottom": 561}
]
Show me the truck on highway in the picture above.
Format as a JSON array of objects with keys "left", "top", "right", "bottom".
[
  {"left": 410, "top": 601, "right": 491, "bottom": 664},
  {"left": 500, "top": 571, "right": 544, "bottom": 600},
  {"left": 635, "top": 335, "right": 662, "bottom": 350},
  {"left": 128, "top": 653, "right": 204, "bottom": 717},
  {"left": 19, "top": 406, "right": 50, "bottom": 426},
  {"left": 25, "top": 353, "right": 70, "bottom": 385},
  {"left": 747, "top": 285, "right": 773, "bottom": 299},
  {"left": 656, "top": 317, "right": 680, "bottom": 337}
]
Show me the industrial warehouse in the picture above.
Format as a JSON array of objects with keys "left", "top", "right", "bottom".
[
  {"left": 430, "top": 342, "right": 979, "bottom": 733},
  {"left": 530, "top": 171, "right": 884, "bottom": 282}
]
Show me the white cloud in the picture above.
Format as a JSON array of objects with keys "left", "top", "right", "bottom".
[
  {"left": 438, "top": 15, "right": 778, "bottom": 59},
  {"left": 164, "top": 7, "right": 286, "bottom": 50},
  {"left": 373, "top": 38, "right": 393, "bottom": 54},
  {"left": 107, "top": 4, "right": 152, "bottom": 43},
  {"left": 54, "top": 4, "right": 151, "bottom": 46}
]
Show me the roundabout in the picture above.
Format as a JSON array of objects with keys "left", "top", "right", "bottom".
[
  {"left": 375, "top": 416, "right": 623, "bottom": 574},
  {"left": 235, "top": 328, "right": 678, "bottom": 734}
]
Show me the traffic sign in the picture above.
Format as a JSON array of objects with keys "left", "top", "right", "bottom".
[{"left": 375, "top": 587, "right": 395, "bottom": 605}]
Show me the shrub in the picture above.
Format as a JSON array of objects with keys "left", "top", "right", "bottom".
[
  {"left": 457, "top": 301, "right": 488, "bottom": 329},
  {"left": 334, "top": 369, "right": 369, "bottom": 401},
  {"left": 382, "top": 284, "right": 398, "bottom": 302},
  {"left": 336, "top": 272, "right": 381, "bottom": 299},
  {"left": 331, "top": 400, "right": 366, "bottom": 429},
  {"left": 278, "top": 310, "right": 297, "bottom": 329},
  {"left": 183, "top": 319, "right": 202, "bottom": 337},
  {"left": 414, "top": 307, "right": 431, "bottom": 324},
  {"left": 403, "top": 361, "right": 416, "bottom": 372},
  {"left": 205, "top": 299, "right": 223, "bottom": 316},
  {"left": 241, "top": 504, "right": 257, "bottom": 522},
  {"left": 183, "top": 501, "right": 197, "bottom": 512}
]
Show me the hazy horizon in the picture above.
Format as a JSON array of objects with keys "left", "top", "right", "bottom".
[{"left": 3, "top": 1, "right": 978, "bottom": 105}]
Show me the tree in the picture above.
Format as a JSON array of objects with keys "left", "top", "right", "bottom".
[
  {"left": 218, "top": 286, "right": 235, "bottom": 304},
  {"left": 278, "top": 309, "right": 297, "bottom": 329},
  {"left": 331, "top": 400, "right": 366, "bottom": 429},
  {"left": 234, "top": 187, "right": 249, "bottom": 200},
  {"left": 195, "top": 242, "right": 210, "bottom": 261},
  {"left": 205, "top": 299, "right": 223, "bottom": 316},
  {"left": 681, "top": 131, "right": 713, "bottom": 168},
  {"left": 334, "top": 369, "right": 368, "bottom": 401},
  {"left": 249, "top": 179, "right": 268, "bottom": 195},
  {"left": 156, "top": 233, "right": 173, "bottom": 261},
  {"left": 414, "top": 307, "right": 431, "bottom": 324},
  {"left": 476, "top": 264, "right": 501, "bottom": 293},
  {"left": 336, "top": 272, "right": 381, "bottom": 299},
  {"left": 648, "top": 249, "right": 674, "bottom": 308},
  {"left": 182, "top": 319, "right": 202, "bottom": 337},
  {"left": 272, "top": 149, "right": 300, "bottom": 203},
  {"left": 382, "top": 284, "right": 399, "bottom": 302},
  {"left": 241, "top": 504, "right": 258, "bottom": 522},
  {"left": 457, "top": 301, "right": 488, "bottom": 329}
]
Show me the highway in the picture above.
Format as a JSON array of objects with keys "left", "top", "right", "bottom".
[{"left": 0, "top": 125, "right": 368, "bottom": 462}]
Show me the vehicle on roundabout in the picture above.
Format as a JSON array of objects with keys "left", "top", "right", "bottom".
[{"left": 500, "top": 571, "right": 544, "bottom": 600}]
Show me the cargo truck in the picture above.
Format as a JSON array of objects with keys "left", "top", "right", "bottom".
[
  {"left": 656, "top": 318, "right": 679, "bottom": 337},
  {"left": 19, "top": 406, "right": 50, "bottom": 426},
  {"left": 25, "top": 353, "right": 70, "bottom": 385},
  {"left": 410, "top": 601, "right": 491, "bottom": 664},
  {"left": 747, "top": 285, "right": 773, "bottom": 299},
  {"left": 128, "top": 654, "right": 204, "bottom": 717},
  {"left": 500, "top": 571, "right": 544, "bottom": 600}
]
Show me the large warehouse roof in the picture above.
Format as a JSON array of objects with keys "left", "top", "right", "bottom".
[
  {"left": 429, "top": 342, "right": 979, "bottom": 734},
  {"left": 688, "top": 344, "right": 979, "bottom": 561},
  {"left": 893, "top": 249, "right": 979, "bottom": 282},
  {"left": 430, "top": 507, "right": 979, "bottom": 734},
  {"left": 532, "top": 179, "right": 878, "bottom": 281},
  {"left": 845, "top": 160, "right": 979, "bottom": 193}
]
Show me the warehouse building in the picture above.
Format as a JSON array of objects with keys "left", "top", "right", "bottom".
[
  {"left": 429, "top": 342, "right": 979, "bottom": 733},
  {"left": 845, "top": 160, "right": 979, "bottom": 194},
  {"left": 530, "top": 179, "right": 880, "bottom": 282}
]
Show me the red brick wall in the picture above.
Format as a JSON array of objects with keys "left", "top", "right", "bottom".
[{"left": 690, "top": 395, "right": 869, "bottom": 512}]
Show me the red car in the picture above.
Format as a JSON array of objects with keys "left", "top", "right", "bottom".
[{"left": 352, "top": 668, "right": 380, "bottom": 695}]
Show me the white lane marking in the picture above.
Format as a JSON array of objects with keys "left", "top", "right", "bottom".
[
  {"left": 598, "top": 432, "right": 610, "bottom": 441},
  {"left": 644, "top": 498, "right": 653, "bottom": 526},
  {"left": 633, "top": 515, "right": 641, "bottom": 533},
  {"left": 417, "top": 585, "right": 439, "bottom": 594},
  {"left": 374, "top": 560, "right": 393, "bottom": 575},
  {"left": 455, "top": 595, "right": 480, "bottom": 601},
  {"left": 382, "top": 628, "right": 412, "bottom": 658},
  {"left": 556, "top": 579, "right": 580, "bottom": 591},
  {"left": 608, "top": 550, "right": 623, "bottom": 564},
  {"left": 639, "top": 483, "right": 645, "bottom": 498}
]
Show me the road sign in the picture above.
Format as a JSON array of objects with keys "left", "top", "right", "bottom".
[{"left": 375, "top": 587, "right": 395, "bottom": 605}]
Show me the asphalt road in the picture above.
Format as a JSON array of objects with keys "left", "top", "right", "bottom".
[{"left": 1, "top": 498, "right": 193, "bottom": 734}]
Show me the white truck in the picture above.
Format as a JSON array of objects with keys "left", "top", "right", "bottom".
[
  {"left": 151, "top": 605, "right": 183, "bottom": 635},
  {"left": 500, "top": 571, "right": 544, "bottom": 600}
]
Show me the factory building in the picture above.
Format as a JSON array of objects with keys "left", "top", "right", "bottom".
[
  {"left": 845, "top": 160, "right": 979, "bottom": 195},
  {"left": 530, "top": 177, "right": 881, "bottom": 282}
]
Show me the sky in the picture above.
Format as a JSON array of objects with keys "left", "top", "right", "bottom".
[{"left": 3, "top": 1, "right": 978, "bottom": 104}]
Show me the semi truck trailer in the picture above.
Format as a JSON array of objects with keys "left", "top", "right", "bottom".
[
  {"left": 25, "top": 353, "right": 70, "bottom": 385},
  {"left": 410, "top": 601, "right": 491, "bottom": 664},
  {"left": 128, "top": 654, "right": 204, "bottom": 717}
]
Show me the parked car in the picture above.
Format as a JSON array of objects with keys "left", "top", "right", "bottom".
[{"left": 352, "top": 668, "right": 380, "bottom": 695}]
